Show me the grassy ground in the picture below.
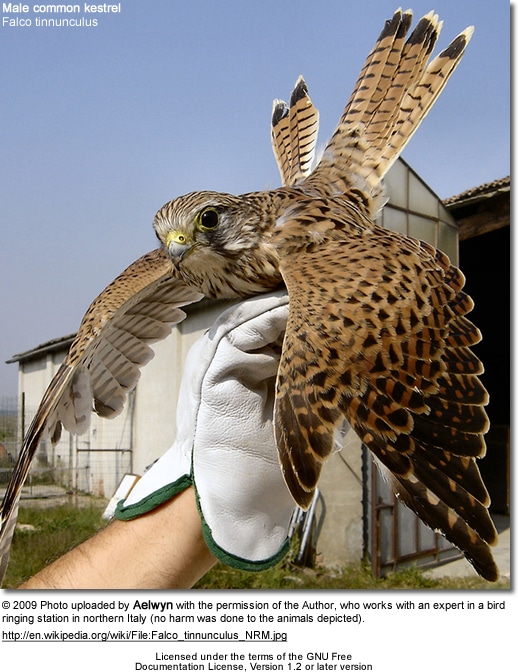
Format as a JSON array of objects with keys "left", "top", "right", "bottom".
[
  {"left": 3, "top": 503, "right": 510, "bottom": 590},
  {"left": 4, "top": 502, "right": 107, "bottom": 588}
]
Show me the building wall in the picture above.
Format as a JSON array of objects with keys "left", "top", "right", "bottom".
[
  {"left": 18, "top": 348, "right": 135, "bottom": 498},
  {"left": 19, "top": 353, "right": 64, "bottom": 416}
]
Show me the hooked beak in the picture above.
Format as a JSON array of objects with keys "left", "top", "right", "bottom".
[{"left": 166, "top": 230, "right": 194, "bottom": 262}]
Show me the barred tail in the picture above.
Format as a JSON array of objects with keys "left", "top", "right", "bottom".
[
  {"left": 304, "top": 9, "right": 473, "bottom": 213},
  {"left": 271, "top": 76, "right": 320, "bottom": 186}
]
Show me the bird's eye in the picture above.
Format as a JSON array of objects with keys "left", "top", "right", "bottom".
[{"left": 198, "top": 208, "right": 219, "bottom": 231}]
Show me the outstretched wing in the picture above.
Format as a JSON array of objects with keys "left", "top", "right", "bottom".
[
  {"left": 0, "top": 249, "right": 203, "bottom": 583},
  {"left": 271, "top": 76, "right": 319, "bottom": 186},
  {"left": 270, "top": 9, "right": 496, "bottom": 579},
  {"left": 274, "top": 202, "right": 498, "bottom": 581}
]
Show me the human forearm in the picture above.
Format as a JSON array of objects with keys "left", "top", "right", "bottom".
[{"left": 18, "top": 487, "right": 216, "bottom": 590}]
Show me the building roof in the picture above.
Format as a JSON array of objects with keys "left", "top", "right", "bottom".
[
  {"left": 443, "top": 176, "right": 510, "bottom": 206},
  {"left": 6, "top": 334, "right": 76, "bottom": 365},
  {"left": 444, "top": 176, "right": 510, "bottom": 240}
]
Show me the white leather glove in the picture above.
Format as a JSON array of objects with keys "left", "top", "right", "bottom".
[{"left": 115, "top": 290, "right": 296, "bottom": 570}]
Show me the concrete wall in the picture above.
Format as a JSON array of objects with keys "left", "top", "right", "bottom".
[{"left": 316, "top": 431, "right": 364, "bottom": 567}]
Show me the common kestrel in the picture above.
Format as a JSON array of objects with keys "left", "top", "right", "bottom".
[{"left": 1, "top": 9, "right": 499, "bottom": 583}]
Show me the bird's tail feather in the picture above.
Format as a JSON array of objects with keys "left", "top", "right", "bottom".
[
  {"left": 304, "top": 9, "right": 473, "bottom": 213},
  {"left": 271, "top": 76, "right": 320, "bottom": 187}
]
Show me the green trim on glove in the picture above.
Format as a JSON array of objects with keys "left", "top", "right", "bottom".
[
  {"left": 114, "top": 475, "right": 192, "bottom": 520},
  {"left": 114, "top": 474, "right": 290, "bottom": 571},
  {"left": 193, "top": 486, "right": 291, "bottom": 572}
]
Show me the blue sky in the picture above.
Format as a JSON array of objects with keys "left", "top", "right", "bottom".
[{"left": 0, "top": 0, "right": 510, "bottom": 397}]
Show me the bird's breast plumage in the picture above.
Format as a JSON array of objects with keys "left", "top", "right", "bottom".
[{"left": 175, "top": 240, "right": 283, "bottom": 299}]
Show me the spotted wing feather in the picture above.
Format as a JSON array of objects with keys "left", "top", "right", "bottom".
[{"left": 274, "top": 202, "right": 497, "bottom": 581}]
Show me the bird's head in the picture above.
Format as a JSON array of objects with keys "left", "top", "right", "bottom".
[
  {"left": 153, "top": 190, "right": 282, "bottom": 298},
  {"left": 154, "top": 191, "right": 271, "bottom": 264}
]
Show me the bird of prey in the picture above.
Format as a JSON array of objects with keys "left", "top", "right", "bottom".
[{"left": 0, "top": 9, "right": 499, "bottom": 583}]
